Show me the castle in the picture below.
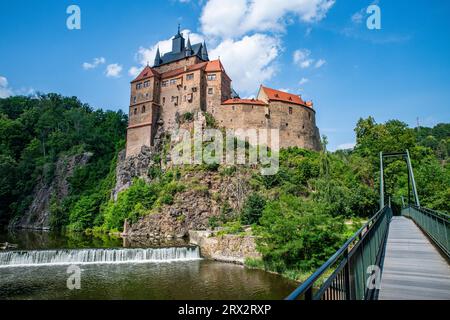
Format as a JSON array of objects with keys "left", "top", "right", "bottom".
[{"left": 126, "top": 27, "right": 321, "bottom": 157}]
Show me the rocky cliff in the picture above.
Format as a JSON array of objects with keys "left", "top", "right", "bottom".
[
  {"left": 11, "top": 152, "right": 92, "bottom": 230},
  {"left": 123, "top": 169, "right": 251, "bottom": 239}
]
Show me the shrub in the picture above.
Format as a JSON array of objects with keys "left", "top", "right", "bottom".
[{"left": 240, "top": 193, "right": 266, "bottom": 225}]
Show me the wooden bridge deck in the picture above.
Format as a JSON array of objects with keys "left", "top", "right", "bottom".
[{"left": 379, "top": 216, "right": 450, "bottom": 300}]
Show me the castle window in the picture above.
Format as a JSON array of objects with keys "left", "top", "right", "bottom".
[
  {"left": 187, "top": 93, "right": 193, "bottom": 102},
  {"left": 232, "top": 106, "right": 235, "bottom": 110},
  {"left": 286, "top": 123, "right": 288, "bottom": 127},
  {"left": 134, "top": 108, "right": 137, "bottom": 115},
  {"left": 136, "top": 83, "right": 142, "bottom": 90},
  {"left": 208, "top": 87, "right": 214, "bottom": 95},
  {"left": 142, "top": 105, "right": 146, "bottom": 113},
  {"left": 162, "top": 97, "right": 166, "bottom": 105},
  {"left": 162, "top": 80, "right": 168, "bottom": 87},
  {"left": 144, "top": 81, "right": 150, "bottom": 88},
  {"left": 133, "top": 96, "right": 137, "bottom": 103},
  {"left": 186, "top": 73, "right": 194, "bottom": 81},
  {"left": 170, "top": 79, "right": 177, "bottom": 85},
  {"left": 289, "top": 107, "right": 293, "bottom": 115},
  {"left": 192, "top": 87, "right": 198, "bottom": 92},
  {"left": 171, "top": 96, "right": 179, "bottom": 105},
  {"left": 207, "top": 74, "right": 217, "bottom": 81}
]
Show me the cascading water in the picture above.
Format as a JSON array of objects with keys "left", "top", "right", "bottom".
[{"left": 0, "top": 246, "right": 201, "bottom": 267}]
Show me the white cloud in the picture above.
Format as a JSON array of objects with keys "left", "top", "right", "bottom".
[
  {"left": 336, "top": 142, "right": 356, "bottom": 150},
  {"left": 299, "top": 77, "right": 309, "bottom": 85},
  {"left": 278, "top": 88, "right": 291, "bottom": 93},
  {"left": 315, "top": 58, "right": 326, "bottom": 68},
  {"left": 105, "top": 64, "right": 123, "bottom": 78},
  {"left": 128, "top": 66, "right": 142, "bottom": 78},
  {"left": 209, "top": 34, "right": 280, "bottom": 93},
  {"left": 131, "top": 31, "right": 279, "bottom": 94},
  {"left": 200, "top": 0, "right": 336, "bottom": 38},
  {"left": 82, "top": 57, "right": 106, "bottom": 70},
  {"left": 294, "top": 49, "right": 326, "bottom": 69},
  {"left": 0, "top": 76, "right": 13, "bottom": 98},
  {"left": 351, "top": 11, "right": 364, "bottom": 24},
  {"left": 293, "top": 49, "right": 313, "bottom": 68}
]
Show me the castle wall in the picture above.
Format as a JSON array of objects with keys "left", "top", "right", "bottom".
[
  {"left": 206, "top": 72, "right": 232, "bottom": 115},
  {"left": 126, "top": 103, "right": 160, "bottom": 157},
  {"left": 159, "top": 69, "right": 205, "bottom": 130},
  {"left": 213, "top": 101, "right": 321, "bottom": 151}
]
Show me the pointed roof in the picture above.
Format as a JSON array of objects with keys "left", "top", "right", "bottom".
[
  {"left": 259, "top": 86, "right": 312, "bottom": 107},
  {"left": 131, "top": 66, "right": 160, "bottom": 83},
  {"left": 201, "top": 41, "right": 209, "bottom": 60},
  {"left": 185, "top": 36, "right": 193, "bottom": 56},
  {"left": 154, "top": 47, "right": 162, "bottom": 66}
]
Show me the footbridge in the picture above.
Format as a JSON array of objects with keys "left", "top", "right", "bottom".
[{"left": 287, "top": 151, "right": 450, "bottom": 300}]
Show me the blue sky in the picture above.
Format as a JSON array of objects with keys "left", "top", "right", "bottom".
[{"left": 0, "top": 0, "right": 449, "bottom": 150}]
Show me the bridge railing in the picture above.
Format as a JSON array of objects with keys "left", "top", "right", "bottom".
[
  {"left": 402, "top": 206, "right": 449, "bottom": 258},
  {"left": 286, "top": 206, "right": 392, "bottom": 301}
]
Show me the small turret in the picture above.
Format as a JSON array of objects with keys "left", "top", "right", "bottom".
[
  {"left": 201, "top": 41, "right": 209, "bottom": 61},
  {"left": 185, "top": 36, "right": 193, "bottom": 57},
  {"left": 154, "top": 47, "right": 162, "bottom": 67}
]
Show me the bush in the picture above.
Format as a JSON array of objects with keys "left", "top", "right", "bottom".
[
  {"left": 255, "top": 195, "right": 345, "bottom": 273},
  {"left": 240, "top": 193, "right": 266, "bottom": 225}
]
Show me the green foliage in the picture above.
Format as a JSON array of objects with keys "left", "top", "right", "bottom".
[
  {"left": 100, "top": 174, "right": 186, "bottom": 232},
  {"left": 204, "top": 112, "right": 217, "bottom": 128},
  {"left": 255, "top": 195, "right": 345, "bottom": 272},
  {"left": 0, "top": 94, "right": 127, "bottom": 226},
  {"left": 180, "top": 112, "right": 194, "bottom": 123},
  {"left": 240, "top": 193, "right": 266, "bottom": 225}
]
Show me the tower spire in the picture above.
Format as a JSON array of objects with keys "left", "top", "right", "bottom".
[
  {"left": 185, "top": 35, "right": 193, "bottom": 56},
  {"left": 154, "top": 46, "right": 162, "bottom": 66},
  {"left": 201, "top": 41, "right": 209, "bottom": 61}
]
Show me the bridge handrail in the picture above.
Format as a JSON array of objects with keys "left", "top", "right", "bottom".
[
  {"left": 402, "top": 205, "right": 449, "bottom": 258},
  {"left": 286, "top": 206, "right": 392, "bottom": 300}
]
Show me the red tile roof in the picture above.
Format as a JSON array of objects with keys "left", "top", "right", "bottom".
[
  {"left": 261, "top": 86, "right": 311, "bottom": 107},
  {"left": 131, "top": 66, "right": 160, "bottom": 83},
  {"left": 222, "top": 98, "right": 267, "bottom": 106},
  {"left": 205, "top": 59, "right": 225, "bottom": 72}
]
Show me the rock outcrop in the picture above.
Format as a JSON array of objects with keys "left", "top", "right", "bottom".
[
  {"left": 124, "top": 169, "right": 250, "bottom": 239},
  {"left": 189, "top": 230, "right": 261, "bottom": 264},
  {"left": 12, "top": 152, "right": 92, "bottom": 230}
]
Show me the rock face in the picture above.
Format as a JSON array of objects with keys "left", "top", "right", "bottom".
[
  {"left": 189, "top": 230, "right": 261, "bottom": 264},
  {"left": 112, "top": 126, "right": 165, "bottom": 200},
  {"left": 124, "top": 169, "right": 250, "bottom": 240},
  {"left": 12, "top": 152, "right": 92, "bottom": 230}
]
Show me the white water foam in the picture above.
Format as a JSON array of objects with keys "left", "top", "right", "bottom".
[{"left": 0, "top": 247, "right": 201, "bottom": 268}]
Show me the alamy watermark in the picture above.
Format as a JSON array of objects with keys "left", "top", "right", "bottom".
[
  {"left": 169, "top": 121, "right": 280, "bottom": 175},
  {"left": 66, "top": 5, "right": 81, "bottom": 30},
  {"left": 66, "top": 265, "right": 81, "bottom": 290},
  {"left": 366, "top": 4, "right": 381, "bottom": 30}
]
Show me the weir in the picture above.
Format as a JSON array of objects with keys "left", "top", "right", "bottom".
[{"left": 0, "top": 246, "right": 201, "bottom": 267}]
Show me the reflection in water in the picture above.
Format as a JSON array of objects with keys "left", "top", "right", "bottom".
[
  {"left": 0, "top": 260, "right": 296, "bottom": 300},
  {"left": 0, "top": 230, "right": 297, "bottom": 300}
]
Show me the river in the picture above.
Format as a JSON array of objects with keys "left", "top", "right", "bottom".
[{"left": 0, "top": 230, "right": 296, "bottom": 300}]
